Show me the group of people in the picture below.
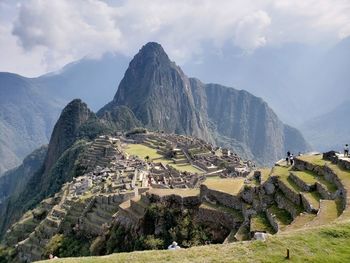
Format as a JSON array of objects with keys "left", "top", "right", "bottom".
[{"left": 286, "top": 151, "right": 294, "bottom": 166}]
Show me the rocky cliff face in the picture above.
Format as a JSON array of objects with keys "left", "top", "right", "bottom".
[
  {"left": 101, "top": 42, "right": 310, "bottom": 165},
  {"left": 100, "top": 42, "right": 210, "bottom": 140}
]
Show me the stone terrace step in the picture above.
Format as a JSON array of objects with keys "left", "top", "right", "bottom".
[
  {"left": 275, "top": 191, "right": 304, "bottom": 219},
  {"left": 272, "top": 166, "right": 302, "bottom": 206},
  {"left": 301, "top": 192, "right": 320, "bottom": 213},
  {"left": 267, "top": 205, "right": 293, "bottom": 232},
  {"left": 306, "top": 199, "right": 340, "bottom": 227},
  {"left": 200, "top": 201, "right": 243, "bottom": 222},
  {"left": 282, "top": 213, "right": 316, "bottom": 232},
  {"left": 86, "top": 212, "right": 108, "bottom": 226},
  {"left": 234, "top": 224, "right": 250, "bottom": 241},
  {"left": 250, "top": 213, "right": 275, "bottom": 234}
]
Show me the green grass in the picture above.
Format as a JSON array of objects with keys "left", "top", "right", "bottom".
[
  {"left": 125, "top": 144, "right": 162, "bottom": 160},
  {"left": 269, "top": 205, "right": 293, "bottom": 225},
  {"left": 250, "top": 213, "right": 275, "bottom": 234},
  {"left": 302, "top": 192, "right": 320, "bottom": 209},
  {"left": 272, "top": 166, "right": 301, "bottom": 194},
  {"left": 203, "top": 178, "right": 244, "bottom": 195},
  {"left": 291, "top": 170, "right": 318, "bottom": 185},
  {"left": 125, "top": 144, "right": 203, "bottom": 174},
  {"left": 258, "top": 168, "right": 272, "bottom": 183},
  {"left": 39, "top": 222, "right": 350, "bottom": 263},
  {"left": 148, "top": 188, "right": 199, "bottom": 197},
  {"left": 308, "top": 200, "right": 340, "bottom": 227}
]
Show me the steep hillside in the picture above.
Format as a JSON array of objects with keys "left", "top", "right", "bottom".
[
  {"left": 100, "top": 42, "right": 309, "bottom": 165},
  {"left": 300, "top": 100, "right": 350, "bottom": 151},
  {"left": 0, "top": 73, "right": 62, "bottom": 175},
  {"left": 0, "top": 98, "right": 141, "bottom": 239},
  {"left": 0, "top": 146, "right": 47, "bottom": 205},
  {"left": 0, "top": 54, "right": 128, "bottom": 175}
]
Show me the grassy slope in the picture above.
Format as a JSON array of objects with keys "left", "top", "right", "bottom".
[
  {"left": 203, "top": 178, "right": 244, "bottom": 195},
  {"left": 40, "top": 222, "right": 350, "bottom": 263}
]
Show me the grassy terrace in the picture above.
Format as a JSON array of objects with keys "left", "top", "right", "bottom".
[
  {"left": 292, "top": 170, "right": 337, "bottom": 192},
  {"left": 203, "top": 178, "right": 244, "bottom": 195},
  {"left": 269, "top": 205, "right": 293, "bottom": 226},
  {"left": 40, "top": 221, "right": 350, "bottom": 263},
  {"left": 250, "top": 213, "right": 275, "bottom": 234},
  {"left": 124, "top": 144, "right": 203, "bottom": 174},
  {"left": 272, "top": 166, "right": 300, "bottom": 194},
  {"left": 310, "top": 200, "right": 340, "bottom": 226},
  {"left": 259, "top": 168, "right": 272, "bottom": 183},
  {"left": 302, "top": 192, "right": 320, "bottom": 209},
  {"left": 147, "top": 188, "right": 199, "bottom": 197}
]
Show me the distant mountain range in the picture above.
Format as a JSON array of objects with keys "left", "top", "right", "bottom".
[
  {"left": 0, "top": 53, "right": 129, "bottom": 174},
  {"left": 301, "top": 100, "right": 350, "bottom": 152},
  {"left": 2, "top": 37, "right": 349, "bottom": 174},
  {"left": 100, "top": 42, "right": 309, "bottom": 164},
  {"left": 0, "top": 42, "right": 310, "bottom": 238}
]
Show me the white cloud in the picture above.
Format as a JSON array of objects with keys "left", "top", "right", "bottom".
[
  {"left": 0, "top": 0, "right": 350, "bottom": 76},
  {"left": 234, "top": 10, "right": 271, "bottom": 51}
]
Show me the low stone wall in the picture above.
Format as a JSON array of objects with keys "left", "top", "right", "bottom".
[
  {"left": 294, "top": 158, "right": 345, "bottom": 210},
  {"left": 196, "top": 206, "right": 240, "bottom": 229},
  {"left": 200, "top": 185, "right": 242, "bottom": 210},
  {"left": 275, "top": 192, "right": 300, "bottom": 219},
  {"left": 289, "top": 172, "right": 314, "bottom": 191},
  {"left": 276, "top": 179, "right": 301, "bottom": 206},
  {"left": 265, "top": 209, "right": 279, "bottom": 233},
  {"left": 301, "top": 194, "right": 318, "bottom": 213},
  {"left": 315, "top": 182, "right": 332, "bottom": 199},
  {"left": 146, "top": 192, "right": 201, "bottom": 209}
]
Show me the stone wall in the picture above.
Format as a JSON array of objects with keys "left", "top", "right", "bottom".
[
  {"left": 200, "top": 185, "right": 242, "bottom": 210},
  {"left": 275, "top": 192, "right": 300, "bottom": 219},
  {"left": 289, "top": 172, "right": 314, "bottom": 192},
  {"left": 265, "top": 209, "right": 279, "bottom": 233},
  {"left": 275, "top": 179, "right": 301, "bottom": 206},
  {"left": 196, "top": 206, "right": 241, "bottom": 229}
]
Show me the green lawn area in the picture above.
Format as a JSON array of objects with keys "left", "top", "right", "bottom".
[
  {"left": 148, "top": 188, "right": 199, "bottom": 197},
  {"left": 124, "top": 144, "right": 162, "bottom": 160},
  {"left": 39, "top": 222, "right": 350, "bottom": 263},
  {"left": 203, "top": 178, "right": 244, "bottom": 195},
  {"left": 124, "top": 144, "right": 203, "bottom": 174}
]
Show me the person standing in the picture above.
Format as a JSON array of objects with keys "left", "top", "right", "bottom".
[
  {"left": 290, "top": 154, "right": 294, "bottom": 166},
  {"left": 344, "top": 144, "right": 349, "bottom": 157},
  {"left": 286, "top": 151, "right": 291, "bottom": 165}
]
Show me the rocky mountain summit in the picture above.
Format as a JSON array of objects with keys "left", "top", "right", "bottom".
[{"left": 100, "top": 42, "right": 309, "bottom": 165}]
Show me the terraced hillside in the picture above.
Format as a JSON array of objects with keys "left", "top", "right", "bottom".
[
  {"left": 37, "top": 152, "right": 350, "bottom": 263},
  {"left": 2, "top": 138, "right": 350, "bottom": 263}
]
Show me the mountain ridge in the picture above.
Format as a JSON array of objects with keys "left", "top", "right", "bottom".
[{"left": 100, "top": 42, "right": 310, "bottom": 164}]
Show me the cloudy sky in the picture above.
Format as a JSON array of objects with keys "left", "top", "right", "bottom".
[{"left": 1, "top": 0, "right": 350, "bottom": 77}]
